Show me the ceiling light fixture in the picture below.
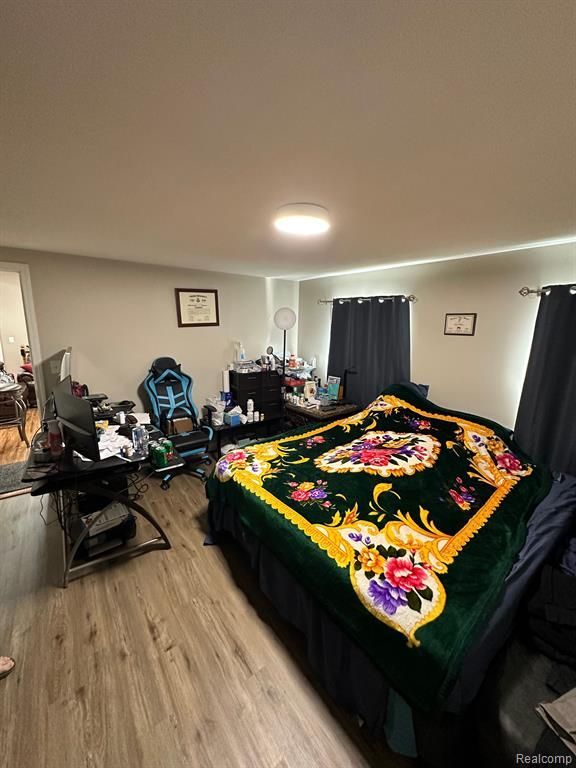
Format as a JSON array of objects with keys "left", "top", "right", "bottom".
[{"left": 273, "top": 203, "right": 330, "bottom": 236}]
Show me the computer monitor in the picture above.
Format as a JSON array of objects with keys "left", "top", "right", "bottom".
[
  {"left": 54, "top": 375, "right": 72, "bottom": 396},
  {"left": 59, "top": 347, "right": 72, "bottom": 382},
  {"left": 53, "top": 389, "right": 100, "bottom": 462},
  {"left": 42, "top": 375, "right": 73, "bottom": 422}
]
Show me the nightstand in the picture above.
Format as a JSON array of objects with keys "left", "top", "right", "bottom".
[{"left": 284, "top": 401, "right": 361, "bottom": 428}]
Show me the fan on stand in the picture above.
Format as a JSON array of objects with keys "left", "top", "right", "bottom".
[{"left": 273, "top": 307, "right": 297, "bottom": 380}]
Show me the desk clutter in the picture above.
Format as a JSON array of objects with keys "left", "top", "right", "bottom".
[
  {"left": 204, "top": 369, "right": 283, "bottom": 427},
  {"left": 30, "top": 379, "right": 185, "bottom": 475},
  {"left": 32, "top": 403, "right": 155, "bottom": 465},
  {"left": 23, "top": 358, "right": 211, "bottom": 585},
  {"left": 208, "top": 348, "right": 336, "bottom": 421},
  {"left": 200, "top": 349, "right": 358, "bottom": 458},
  {"left": 205, "top": 347, "right": 354, "bottom": 428},
  {"left": 25, "top": 421, "right": 174, "bottom": 586}
]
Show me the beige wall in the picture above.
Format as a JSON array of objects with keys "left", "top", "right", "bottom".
[
  {"left": 297, "top": 243, "right": 576, "bottom": 428},
  {"left": 0, "top": 270, "right": 29, "bottom": 375},
  {"left": 0, "top": 247, "right": 299, "bottom": 409},
  {"left": 3, "top": 242, "right": 574, "bottom": 427}
]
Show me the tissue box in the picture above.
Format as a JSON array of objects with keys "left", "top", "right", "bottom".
[{"left": 224, "top": 413, "right": 241, "bottom": 427}]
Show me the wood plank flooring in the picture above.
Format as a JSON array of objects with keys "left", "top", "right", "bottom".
[
  {"left": 0, "top": 407, "right": 40, "bottom": 465},
  {"left": 0, "top": 473, "right": 413, "bottom": 768}
]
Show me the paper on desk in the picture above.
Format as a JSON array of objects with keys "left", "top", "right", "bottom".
[
  {"left": 132, "top": 412, "right": 151, "bottom": 424},
  {"left": 97, "top": 426, "right": 133, "bottom": 459},
  {"left": 73, "top": 424, "right": 144, "bottom": 461}
]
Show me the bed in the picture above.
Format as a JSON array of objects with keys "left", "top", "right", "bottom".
[{"left": 206, "top": 384, "right": 576, "bottom": 762}]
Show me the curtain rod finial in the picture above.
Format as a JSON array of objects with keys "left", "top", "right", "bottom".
[{"left": 519, "top": 286, "right": 531, "bottom": 296}]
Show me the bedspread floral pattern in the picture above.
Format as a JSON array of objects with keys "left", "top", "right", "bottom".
[
  {"left": 401, "top": 414, "right": 433, "bottom": 432},
  {"left": 214, "top": 393, "right": 535, "bottom": 646},
  {"left": 215, "top": 449, "right": 260, "bottom": 481},
  {"left": 315, "top": 431, "right": 441, "bottom": 477},
  {"left": 448, "top": 477, "right": 476, "bottom": 511},
  {"left": 350, "top": 531, "right": 433, "bottom": 616},
  {"left": 286, "top": 479, "right": 333, "bottom": 509}
]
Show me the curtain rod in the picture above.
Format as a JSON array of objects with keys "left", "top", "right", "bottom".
[
  {"left": 519, "top": 285, "right": 576, "bottom": 297},
  {"left": 318, "top": 294, "right": 417, "bottom": 305}
]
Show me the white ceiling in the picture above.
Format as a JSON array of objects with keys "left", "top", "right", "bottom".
[{"left": 1, "top": 0, "right": 575, "bottom": 279}]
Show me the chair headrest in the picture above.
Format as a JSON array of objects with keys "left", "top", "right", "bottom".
[{"left": 150, "top": 357, "right": 181, "bottom": 378}]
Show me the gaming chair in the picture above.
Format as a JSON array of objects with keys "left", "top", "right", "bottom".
[{"left": 143, "top": 357, "right": 213, "bottom": 489}]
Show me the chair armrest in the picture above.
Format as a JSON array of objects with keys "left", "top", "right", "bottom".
[{"left": 201, "top": 425, "right": 214, "bottom": 442}]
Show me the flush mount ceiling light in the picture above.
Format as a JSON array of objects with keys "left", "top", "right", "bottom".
[{"left": 273, "top": 203, "right": 330, "bottom": 236}]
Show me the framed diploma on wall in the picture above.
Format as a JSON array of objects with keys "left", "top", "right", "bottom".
[
  {"left": 444, "top": 313, "right": 477, "bottom": 336},
  {"left": 175, "top": 289, "right": 220, "bottom": 327}
]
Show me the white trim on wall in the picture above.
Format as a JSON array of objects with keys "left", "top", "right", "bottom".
[{"left": 0, "top": 260, "right": 45, "bottom": 407}]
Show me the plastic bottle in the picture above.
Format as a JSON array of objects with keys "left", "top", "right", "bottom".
[{"left": 48, "top": 420, "right": 63, "bottom": 457}]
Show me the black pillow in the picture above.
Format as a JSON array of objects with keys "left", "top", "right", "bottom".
[{"left": 399, "top": 380, "right": 430, "bottom": 398}]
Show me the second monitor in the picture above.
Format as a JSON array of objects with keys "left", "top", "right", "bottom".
[{"left": 53, "top": 389, "right": 100, "bottom": 462}]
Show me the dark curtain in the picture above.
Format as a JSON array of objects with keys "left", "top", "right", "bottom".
[
  {"left": 327, "top": 296, "right": 410, "bottom": 407},
  {"left": 514, "top": 284, "right": 576, "bottom": 475}
]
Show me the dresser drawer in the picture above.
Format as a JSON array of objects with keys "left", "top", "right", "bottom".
[
  {"left": 261, "top": 372, "right": 282, "bottom": 388},
  {"left": 261, "top": 386, "right": 282, "bottom": 403},
  {"left": 231, "top": 387, "right": 259, "bottom": 406},
  {"left": 230, "top": 372, "right": 261, "bottom": 391}
]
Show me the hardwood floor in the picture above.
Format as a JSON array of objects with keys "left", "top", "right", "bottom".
[
  {"left": 0, "top": 473, "right": 413, "bottom": 768},
  {"left": 0, "top": 407, "right": 40, "bottom": 465}
]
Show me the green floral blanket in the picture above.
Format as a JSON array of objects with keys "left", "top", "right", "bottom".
[{"left": 206, "top": 385, "right": 551, "bottom": 710}]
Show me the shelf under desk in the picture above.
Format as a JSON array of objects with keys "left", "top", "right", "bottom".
[{"left": 23, "top": 449, "right": 176, "bottom": 587}]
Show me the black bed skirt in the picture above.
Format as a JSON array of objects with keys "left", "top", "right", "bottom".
[
  {"left": 209, "top": 495, "right": 391, "bottom": 731},
  {"left": 207, "top": 497, "right": 476, "bottom": 765}
]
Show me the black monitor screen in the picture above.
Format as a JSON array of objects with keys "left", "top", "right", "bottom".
[
  {"left": 53, "top": 390, "right": 100, "bottom": 462},
  {"left": 54, "top": 375, "right": 73, "bottom": 396}
]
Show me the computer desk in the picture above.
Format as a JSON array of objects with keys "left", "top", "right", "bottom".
[{"left": 22, "top": 434, "right": 184, "bottom": 587}]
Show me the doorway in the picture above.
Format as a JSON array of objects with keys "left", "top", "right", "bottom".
[{"left": 0, "top": 265, "right": 42, "bottom": 494}]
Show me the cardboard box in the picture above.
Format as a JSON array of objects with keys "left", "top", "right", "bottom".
[{"left": 170, "top": 416, "right": 194, "bottom": 434}]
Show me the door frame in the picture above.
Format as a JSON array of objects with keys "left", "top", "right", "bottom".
[{"left": 0, "top": 261, "right": 45, "bottom": 407}]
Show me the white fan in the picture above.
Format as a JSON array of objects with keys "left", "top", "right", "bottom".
[
  {"left": 273, "top": 307, "right": 296, "bottom": 331},
  {"left": 273, "top": 307, "right": 296, "bottom": 375}
]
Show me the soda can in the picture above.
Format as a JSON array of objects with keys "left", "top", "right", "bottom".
[
  {"left": 160, "top": 438, "right": 174, "bottom": 460},
  {"left": 147, "top": 441, "right": 158, "bottom": 462},
  {"left": 153, "top": 443, "right": 168, "bottom": 468}
]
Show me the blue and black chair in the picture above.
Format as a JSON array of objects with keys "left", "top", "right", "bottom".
[{"left": 143, "top": 357, "right": 213, "bottom": 489}]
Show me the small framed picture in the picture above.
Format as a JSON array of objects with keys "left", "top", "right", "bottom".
[
  {"left": 444, "top": 313, "right": 477, "bottom": 336},
  {"left": 175, "top": 289, "right": 220, "bottom": 327}
]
